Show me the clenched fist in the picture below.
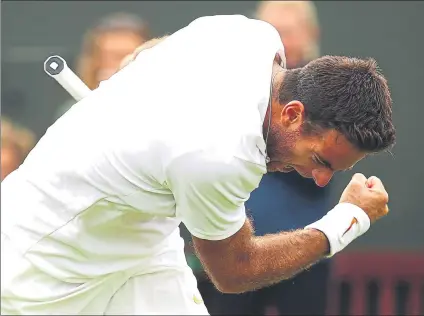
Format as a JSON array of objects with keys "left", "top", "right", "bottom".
[{"left": 339, "top": 173, "right": 389, "bottom": 223}]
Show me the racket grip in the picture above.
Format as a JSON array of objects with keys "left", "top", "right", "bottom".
[{"left": 44, "top": 55, "right": 91, "bottom": 101}]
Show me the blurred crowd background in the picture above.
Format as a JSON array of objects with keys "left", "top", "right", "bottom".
[{"left": 2, "top": 1, "right": 424, "bottom": 315}]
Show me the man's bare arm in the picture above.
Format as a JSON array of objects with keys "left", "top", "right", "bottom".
[
  {"left": 192, "top": 173, "right": 389, "bottom": 294},
  {"left": 168, "top": 153, "right": 331, "bottom": 294},
  {"left": 192, "top": 219, "right": 329, "bottom": 293}
]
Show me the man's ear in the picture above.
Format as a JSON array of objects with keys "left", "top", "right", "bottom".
[{"left": 280, "top": 100, "right": 305, "bottom": 128}]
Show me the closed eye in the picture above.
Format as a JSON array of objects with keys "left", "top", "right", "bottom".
[
  {"left": 312, "top": 154, "right": 324, "bottom": 166},
  {"left": 313, "top": 154, "right": 334, "bottom": 171},
  {"left": 314, "top": 154, "right": 354, "bottom": 172}
]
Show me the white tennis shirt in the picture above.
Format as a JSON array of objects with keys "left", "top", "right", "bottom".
[{"left": 1, "top": 15, "right": 284, "bottom": 281}]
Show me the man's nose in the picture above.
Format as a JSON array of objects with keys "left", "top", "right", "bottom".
[{"left": 312, "top": 169, "right": 334, "bottom": 187}]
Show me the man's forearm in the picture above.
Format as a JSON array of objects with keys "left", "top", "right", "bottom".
[
  {"left": 240, "top": 227, "right": 329, "bottom": 292},
  {"left": 194, "top": 220, "right": 329, "bottom": 293}
]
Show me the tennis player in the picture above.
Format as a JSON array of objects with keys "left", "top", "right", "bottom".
[{"left": 1, "top": 15, "right": 395, "bottom": 315}]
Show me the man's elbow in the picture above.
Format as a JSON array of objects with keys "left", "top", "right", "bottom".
[{"left": 209, "top": 272, "right": 251, "bottom": 294}]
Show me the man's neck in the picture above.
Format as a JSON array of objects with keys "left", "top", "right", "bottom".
[{"left": 263, "top": 62, "right": 285, "bottom": 136}]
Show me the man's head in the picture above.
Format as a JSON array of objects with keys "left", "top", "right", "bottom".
[
  {"left": 266, "top": 56, "right": 395, "bottom": 187},
  {"left": 256, "top": 1, "right": 320, "bottom": 68}
]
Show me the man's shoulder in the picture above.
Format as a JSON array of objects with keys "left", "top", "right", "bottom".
[
  {"left": 192, "top": 106, "right": 268, "bottom": 170},
  {"left": 187, "top": 14, "right": 277, "bottom": 41},
  {"left": 189, "top": 14, "right": 273, "bottom": 28},
  {"left": 166, "top": 146, "right": 265, "bottom": 197},
  {"left": 231, "top": 132, "right": 268, "bottom": 169},
  {"left": 188, "top": 14, "right": 248, "bottom": 26}
]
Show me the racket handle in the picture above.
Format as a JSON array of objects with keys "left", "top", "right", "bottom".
[{"left": 44, "top": 55, "right": 91, "bottom": 101}]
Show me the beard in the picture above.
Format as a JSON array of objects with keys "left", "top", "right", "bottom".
[{"left": 266, "top": 124, "right": 300, "bottom": 171}]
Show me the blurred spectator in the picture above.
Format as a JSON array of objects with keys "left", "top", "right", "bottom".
[
  {"left": 257, "top": 0, "right": 320, "bottom": 69},
  {"left": 54, "top": 12, "right": 151, "bottom": 120},
  {"left": 193, "top": 2, "right": 332, "bottom": 315},
  {"left": 1, "top": 117, "right": 36, "bottom": 181}
]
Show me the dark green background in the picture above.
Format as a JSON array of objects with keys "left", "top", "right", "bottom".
[{"left": 2, "top": 1, "right": 423, "bottom": 251}]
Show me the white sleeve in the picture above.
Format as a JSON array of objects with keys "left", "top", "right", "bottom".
[{"left": 166, "top": 151, "right": 265, "bottom": 241}]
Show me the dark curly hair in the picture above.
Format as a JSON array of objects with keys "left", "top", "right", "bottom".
[{"left": 278, "top": 56, "right": 396, "bottom": 153}]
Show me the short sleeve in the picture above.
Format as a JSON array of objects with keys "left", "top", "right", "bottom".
[{"left": 166, "top": 151, "right": 265, "bottom": 241}]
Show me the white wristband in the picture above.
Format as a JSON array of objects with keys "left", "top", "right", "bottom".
[{"left": 305, "top": 202, "right": 371, "bottom": 257}]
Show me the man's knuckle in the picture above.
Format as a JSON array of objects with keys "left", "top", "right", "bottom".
[
  {"left": 353, "top": 173, "right": 365, "bottom": 181},
  {"left": 371, "top": 176, "right": 380, "bottom": 182},
  {"left": 349, "top": 179, "right": 361, "bottom": 187},
  {"left": 379, "top": 191, "right": 389, "bottom": 203},
  {"left": 384, "top": 193, "right": 389, "bottom": 203}
]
